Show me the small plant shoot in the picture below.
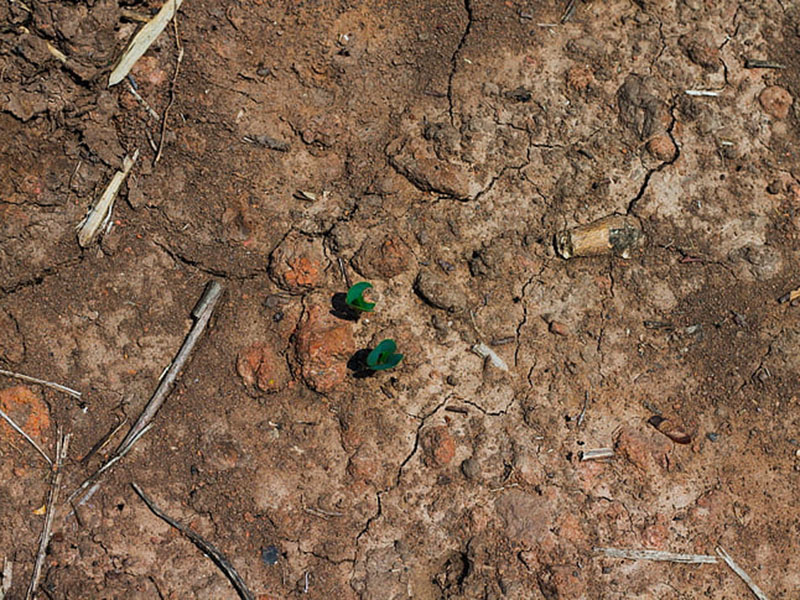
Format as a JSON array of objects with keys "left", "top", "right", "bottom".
[
  {"left": 366, "top": 339, "right": 403, "bottom": 371},
  {"left": 346, "top": 282, "right": 376, "bottom": 312}
]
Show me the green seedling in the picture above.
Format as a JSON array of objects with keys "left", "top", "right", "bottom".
[
  {"left": 346, "top": 281, "right": 376, "bottom": 312},
  {"left": 366, "top": 339, "right": 403, "bottom": 371}
]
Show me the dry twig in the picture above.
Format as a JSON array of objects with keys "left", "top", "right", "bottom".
[
  {"left": 26, "top": 428, "right": 70, "bottom": 600},
  {"left": 68, "top": 281, "right": 223, "bottom": 505},
  {"left": 0, "top": 407, "right": 52, "bottom": 466},
  {"left": 716, "top": 546, "right": 769, "bottom": 600},
  {"left": 595, "top": 547, "right": 718, "bottom": 564},
  {"left": 0, "top": 368, "right": 81, "bottom": 399},
  {"left": 154, "top": 0, "right": 184, "bottom": 165},
  {"left": 131, "top": 483, "right": 255, "bottom": 600}
]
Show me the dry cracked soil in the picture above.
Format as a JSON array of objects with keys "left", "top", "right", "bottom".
[{"left": 1, "top": 0, "right": 800, "bottom": 598}]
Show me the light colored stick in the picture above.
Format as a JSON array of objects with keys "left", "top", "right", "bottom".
[
  {"left": 471, "top": 342, "right": 509, "bottom": 371},
  {"left": 127, "top": 81, "right": 160, "bottom": 120},
  {"left": 581, "top": 448, "right": 614, "bottom": 461},
  {"left": 66, "top": 423, "right": 152, "bottom": 505},
  {"left": 0, "top": 407, "right": 52, "bottom": 466},
  {"left": 595, "top": 547, "right": 718, "bottom": 564},
  {"left": 77, "top": 150, "right": 139, "bottom": 247},
  {"left": 1, "top": 559, "right": 12, "bottom": 599},
  {"left": 716, "top": 546, "right": 769, "bottom": 600},
  {"left": 116, "top": 281, "right": 223, "bottom": 455},
  {"left": 685, "top": 90, "right": 721, "bottom": 97},
  {"left": 26, "top": 429, "right": 70, "bottom": 600},
  {"left": 0, "top": 368, "right": 81, "bottom": 399},
  {"left": 108, "top": 0, "right": 184, "bottom": 86},
  {"left": 68, "top": 281, "right": 223, "bottom": 505},
  {"left": 131, "top": 483, "right": 255, "bottom": 600}
]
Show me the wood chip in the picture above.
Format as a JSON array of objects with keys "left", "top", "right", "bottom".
[
  {"left": 77, "top": 150, "right": 139, "bottom": 247},
  {"left": 108, "top": 0, "right": 184, "bottom": 87}
]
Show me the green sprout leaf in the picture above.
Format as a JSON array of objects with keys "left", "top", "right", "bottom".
[
  {"left": 366, "top": 339, "right": 403, "bottom": 371},
  {"left": 346, "top": 282, "right": 376, "bottom": 312}
]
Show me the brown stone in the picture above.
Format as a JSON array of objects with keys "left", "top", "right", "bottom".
[
  {"left": 646, "top": 134, "right": 676, "bottom": 161},
  {"left": 549, "top": 321, "right": 569, "bottom": 336},
  {"left": 236, "top": 342, "right": 290, "bottom": 393},
  {"left": 421, "top": 425, "right": 456, "bottom": 466},
  {"left": 759, "top": 86, "right": 793, "bottom": 119},
  {"left": 269, "top": 232, "right": 326, "bottom": 294},
  {"left": 295, "top": 305, "right": 355, "bottom": 393}
]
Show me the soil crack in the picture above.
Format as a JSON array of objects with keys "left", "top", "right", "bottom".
[
  {"left": 447, "top": 0, "right": 474, "bottom": 127},
  {"left": 626, "top": 99, "right": 680, "bottom": 215}
]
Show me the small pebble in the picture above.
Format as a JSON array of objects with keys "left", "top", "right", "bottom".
[
  {"left": 461, "top": 458, "right": 480, "bottom": 480},
  {"left": 549, "top": 321, "right": 569, "bottom": 336},
  {"left": 261, "top": 545, "right": 280, "bottom": 565},
  {"left": 706, "top": 432, "right": 719, "bottom": 442}
]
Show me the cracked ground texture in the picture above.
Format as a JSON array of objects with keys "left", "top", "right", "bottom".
[{"left": 1, "top": 0, "right": 800, "bottom": 598}]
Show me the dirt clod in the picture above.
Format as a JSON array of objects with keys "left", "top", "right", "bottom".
[
  {"left": 236, "top": 342, "right": 290, "bottom": 393},
  {"left": 295, "top": 305, "right": 355, "bottom": 393},
  {"left": 759, "top": 85, "right": 794, "bottom": 119},
  {"left": 421, "top": 425, "right": 456, "bottom": 467}
]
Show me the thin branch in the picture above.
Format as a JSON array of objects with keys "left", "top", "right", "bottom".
[
  {"left": 595, "top": 547, "right": 718, "bottom": 564},
  {"left": 0, "top": 369, "right": 81, "bottom": 399},
  {"left": 67, "top": 281, "right": 223, "bottom": 505},
  {"left": 131, "top": 483, "right": 255, "bottom": 600},
  {"left": 716, "top": 546, "right": 770, "bottom": 600},
  {"left": 0, "top": 407, "right": 52, "bottom": 466},
  {"left": 154, "top": 0, "right": 184, "bottom": 165},
  {"left": 116, "top": 280, "right": 222, "bottom": 455},
  {"left": 26, "top": 428, "right": 70, "bottom": 600}
]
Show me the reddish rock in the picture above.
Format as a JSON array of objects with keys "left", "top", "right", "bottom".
[
  {"left": 351, "top": 234, "right": 411, "bottom": 279},
  {"left": 295, "top": 305, "right": 355, "bottom": 393},
  {"left": 236, "top": 342, "right": 290, "bottom": 392},
  {"left": 421, "top": 425, "right": 455, "bottom": 467},
  {"left": 0, "top": 386, "right": 50, "bottom": 446},
  {"left": 269, "top": 232, "right": 326, "bottom": 294},
  {"left": 646, "top": 134, "right": 676, "bottom": 161},
  {"left": 549, "top": 321, "right": 569, "bottom": 336},
  {"left": 347, "top": 442, "right": 380, "bottom": 485},
  {"left": 759, "top": 86, "right": 793, "bottom": 119},
  {"left": 615, "top": 426, "right": 671, "bottom": 472}
]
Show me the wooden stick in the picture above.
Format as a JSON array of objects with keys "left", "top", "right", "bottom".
[
  {"left": 595, "top": 547, "right": 718, "bottom": 564},
  {"left": 131, "top": 483, "right": 255, "bottom": 600},
  {"left": 716, "top": 546, "right": 769, "bottom": 600},
  {"left": 1, "top": 559, "right": 12, "bottom": 599},
  {"left": 26, "top": 428, "right": 70, "bottom": 600},
  {"left": 116, "top": 281, "right": 222, "bottom": 455},
  {"left": 154, "top": 0, "right": 183, "bottom": 165},
  {"left": 0, "top": 369, "right": 81, "bottom": 399},
  {"left": 0, "top": 407, "right": 52, "bottom": 466},
  {"left": 67, "top": 281, "right": 222, "bottom": 505}
]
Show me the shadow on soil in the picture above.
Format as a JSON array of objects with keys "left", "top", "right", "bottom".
[
  {"left": 347, "top": 348, "right": 377, "bottom": 379},
  {"left": 330, "top": 293, "right": 360, "bottom": 321}
]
